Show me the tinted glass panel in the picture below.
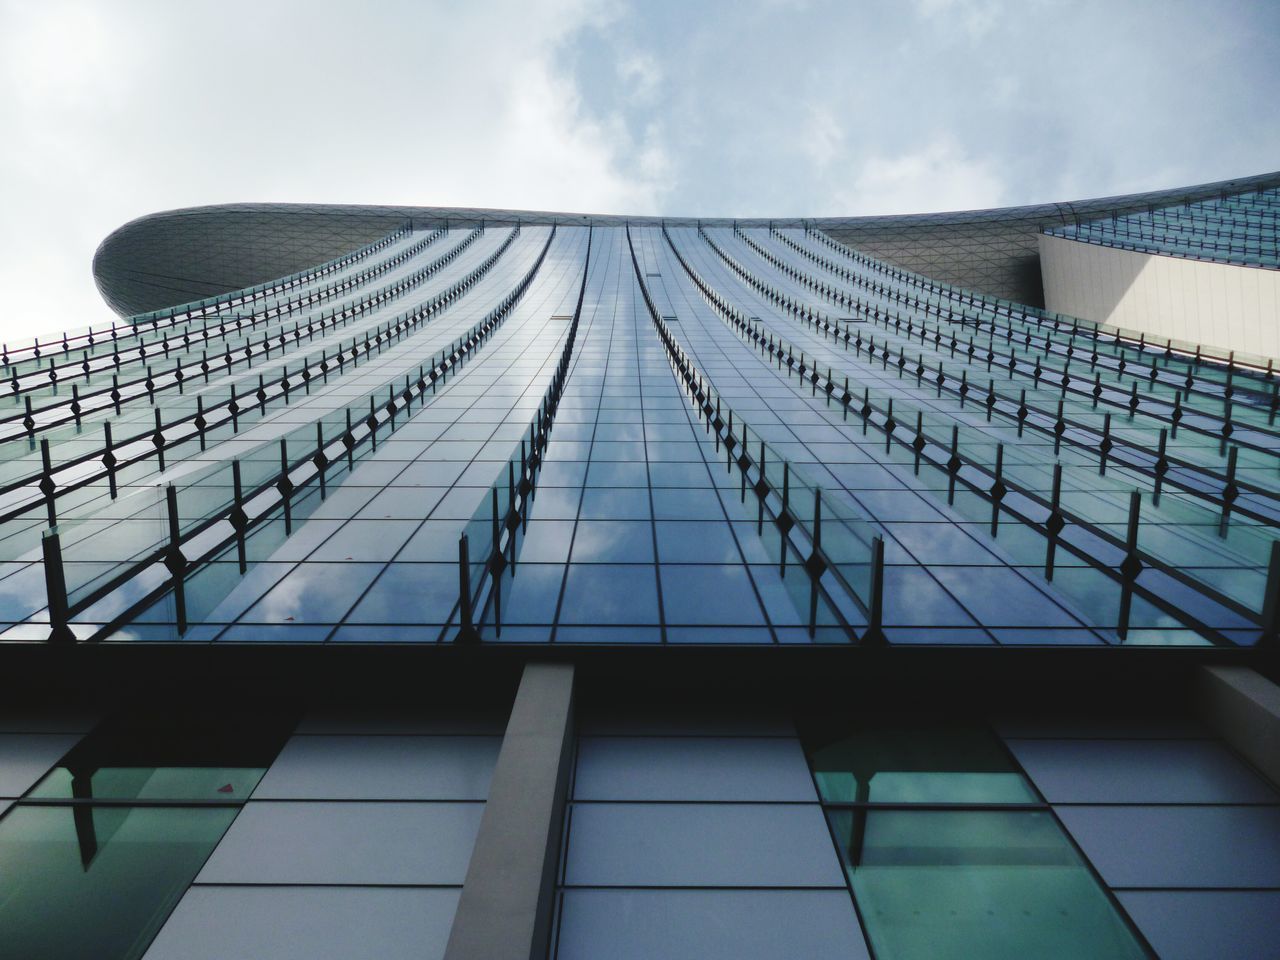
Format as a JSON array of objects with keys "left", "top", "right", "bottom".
[
  {"left": 806, "top": 722, "right": 1037, "bottom": 805},
  {"left": 26, "top": 707, "right": 291, "bottom": 803},
  {"left": 0, "top": 805, "right": 237, "bottom": 960},
  {"left": 831, "top": 809, "right": 1148, "bottom": 960},
  {"left": 28, "top": 766, "right": 264, "bottom": 802}
]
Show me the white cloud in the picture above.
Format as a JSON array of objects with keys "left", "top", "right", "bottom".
[
  {"left": 801, "top": 105, "right": 845, "bottom": 169},
  {"left": 912, "top": 0, "right": 1003, "bottom": 40},
  {"left": 0, "top": 0, "right": 1276, "bottom": 343},
  {"left": 3, "top": 1, "right": 125, "bottom": 108},
  {"left": 617, "top": 52, "right": 662, "bottom": 104},
  {"left": 635, "top": 120, "right": 673, "bottom": 182},
  {"left": 0, "top": 0, "right": 666, "bottom": 342},
  {"left": 834, "top": 138, "right": 1006, "bottom": 215}
]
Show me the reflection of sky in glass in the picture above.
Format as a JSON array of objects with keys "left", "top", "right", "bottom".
[
  {"left": 660, "top": 566, "right": 766, "bottom": 625},
  {"left": 243, "top": 563, "right": 382, "bottom": 624},
  {"left": 0, "top": 563, "right": 48, "bottom": 622},
  {"left": 561, "top": 565, "right": 661, "bottom": 625},
  {"left": 346, "top": 563, "right": 457, "bottom": 624},
  {"left": 21, "top": 207, "right": 1270, "bottom": 649},
  {"left": 571, "top": 521, "right": 653, "bottom": 563}
]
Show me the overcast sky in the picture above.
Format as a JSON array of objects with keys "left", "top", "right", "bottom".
[{"left": 1, "top": 0, "right": 1277, "bottom": 342}]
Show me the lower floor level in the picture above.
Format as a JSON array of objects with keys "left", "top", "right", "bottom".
[{"left": 0, "top": 648, "right": 1277, "bottom": 960}]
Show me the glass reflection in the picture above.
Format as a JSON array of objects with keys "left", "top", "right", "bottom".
[
  {"left": 806, "top": 721, "right": 1037, "bottom": 805},
  {"left": 28, "top": 706, "right": 292, "bottom": 802},
  {"left": 0, "top": 805, "right": 237, "bottom": 960},
  {"left": 830, "top": 809, "right": 1148, "bottom": 960}
]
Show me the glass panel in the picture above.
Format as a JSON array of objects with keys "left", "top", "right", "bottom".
[
  {"left": 805, "top": 721, "right": 1037, "bottom": 805},
  {"left": 27, "top": 766, "right": 263, "bottom": 803},
  {"left": 0, "top": 804, "right": 238, "bottom": 960},
  {"left": 26, "top": 707, "right": 292, "bottom": 802},
  {"left": 831, "top": 809, "right": 1148, "bottom": 960}
]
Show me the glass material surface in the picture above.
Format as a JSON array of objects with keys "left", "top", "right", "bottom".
[
  {"left": 6, "top": 178, "right": 1277, "bottom": 648},
  {"left": 0, "top": 705, "right": 293, "bottom": 959},
  {"left": 0, "top": 804, "right": 237, "bottom": 960},
  {"left": 1047, "top": 187, "right": 1279, "bottom": 269},
  {"left": 806, "top": 721, "right": 1038, "bottom": 805},
  {"left": 25, "top": 708, "right": 290, "bottom": 802},
  {"left": 831, "top": 809, "right": 1148, "bottom": 960},
  {"left": 28, "top": 766, "right": 264, "bottom": 802},
  {"left": 802, "top": 719, "right": 1150, "bottom": 959}
]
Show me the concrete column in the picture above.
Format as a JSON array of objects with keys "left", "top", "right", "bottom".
[
  {"left": 444, "top": 662, "right": 575, "bottom": 960},
  {"left": 1194, "top": 665, "right": 1280, "bottom": 788}
]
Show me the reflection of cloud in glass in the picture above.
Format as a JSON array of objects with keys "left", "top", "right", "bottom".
[
  {"left": 204, "top": 563, "right": 296, "bottom": 623},
  {"left": 571, "top": 521, "right": 653, "bottom": 563},
  {"left": 246, "top": 564, "right": 381, "bottom": 623},
  {"left": 561, "top": 564, "right": 660, "bottom": 624},
  {"left": 661, "top": 565, "right": 765, "bottom": 626},
  {"left": 0, "top": 564, "right": 50, "bottom": 621},
  {"left": 346, "top": 563, "right": 458, "bottom": 624}
]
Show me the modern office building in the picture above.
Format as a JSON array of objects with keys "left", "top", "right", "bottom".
[{"left": 1, "top": 171, "right": 1278, "bottom": 960}]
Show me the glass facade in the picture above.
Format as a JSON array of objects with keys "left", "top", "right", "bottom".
[
  {"left": 0, "top": 177, "right": 1277, "bottom": 957},
  {"left": 0, "top": 203, "right": 1275, "bottom": 648},
  {"left": 1046, "top": 187, "right": 1280, "bottom": 270}
]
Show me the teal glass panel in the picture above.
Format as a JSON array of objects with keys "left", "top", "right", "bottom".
[
  {"left": 28, "top": 766, "right": 264, "bottom": 802},
  {"left": 0, "top": 804, "right": 238, "bottom": 960},
  {"left": 831, "top": 809, "right": 1148, "bottom": 960},
  {"left": 806, "top": 722, "right": 1037, "bottom": 804},
  {"left": 25, "top": 707, "right": 288, "bottom": 802}
]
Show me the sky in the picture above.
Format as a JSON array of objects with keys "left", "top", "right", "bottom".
[{"left": 1, "top": 0, "right": 1277, "bottom": 342}]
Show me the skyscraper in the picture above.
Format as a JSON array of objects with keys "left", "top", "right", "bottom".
[{"left": 1, "top": 172, "right": 1277, "bottom": 959}]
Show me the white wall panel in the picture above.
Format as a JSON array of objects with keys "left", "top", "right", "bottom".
[
  {"left": 1039, "top": 234, "right": 1280, "bottom": 360},
  {"left": 143, "top": 886, "right": 460, "bottom": 960},
  {"left": 0, "top": 733, "right": 81, "bottom": 798}
]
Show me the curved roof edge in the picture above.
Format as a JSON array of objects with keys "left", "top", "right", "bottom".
[{"left": 94, "top": 170, "right": 1280, "bottom": 316}]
